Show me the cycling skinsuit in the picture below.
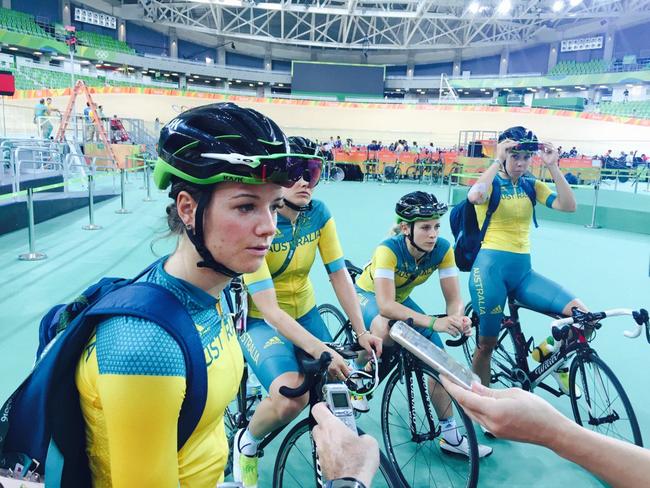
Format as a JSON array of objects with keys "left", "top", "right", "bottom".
[
  {"left": 469, "top": 174, "right": 575, "bottom": 337},
  {"left": 355, "top": 235, "right": 458, "bottom": 348},
  {"left": 240, "top": 199, "right": 346, "bottom": 391},
  {"left": 75, "top": 258, "right": 244, "bottom": 488}
]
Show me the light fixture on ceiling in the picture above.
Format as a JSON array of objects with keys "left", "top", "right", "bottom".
[
  {"left": 552, "top": 0, "right": 564, "bottom": 12},
  {"left": 468, "top": 1, "right": 480, "bottom": 14},
  {"left": 497, "top": 0, "right": 511, "bottom": 15}
]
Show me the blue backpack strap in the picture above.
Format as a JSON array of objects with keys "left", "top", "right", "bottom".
[
  {"left": 479, "top": 179, "right": 501, "bottom": 239},
  {"left": 85, "top": 282, "right": 207, "bottom": 450},
  {"left": 520, "top": 177, "right": 539, "bottom": 228}
]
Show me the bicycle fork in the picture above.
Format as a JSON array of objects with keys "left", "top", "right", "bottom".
[{"left": 403, "top": 360, "right": 438, "bottom": 443}]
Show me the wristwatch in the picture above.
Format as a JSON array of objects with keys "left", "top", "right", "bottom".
[{"left": 325, "top": 477, "right": 368, "bottom": 488}]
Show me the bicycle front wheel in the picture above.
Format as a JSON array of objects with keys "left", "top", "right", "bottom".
[
  {"left": 381, "top": 363, "right": 479, "bottom": 487},
  {"left": 317, "top": 303, "right": 354, "bottom": 344},
  {"left": 273, "top": 418, "right": 402, "bottom": 487},
  {"left": 569, "top": 352, "right": 643, "bottom": 446}
]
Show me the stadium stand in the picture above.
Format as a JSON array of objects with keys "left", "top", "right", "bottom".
[
  {"left": 599, "top": 100, "right": 650, "bottom": 118},
  {"left": 549, "top": 59, "right": 610, "bottom": 75},
  {"left": 0, "top": 7, "right": 48, "bottom": 37},
  {"left": 75, "top": 30, "right": 135, "bottom": 55}
]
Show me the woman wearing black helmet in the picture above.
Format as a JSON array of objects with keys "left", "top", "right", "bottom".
[
  {"left": 466, "top": 126, "right": 587, "bottom": 401},
  {"left": 234, "top": 136, "right": 382, "bottom": 488},
  {"left": 354, "top": 191, "right": 492, "bottom": 459},
  {"left": 74, "top": 103, "right": 321, "bottom": 487}
]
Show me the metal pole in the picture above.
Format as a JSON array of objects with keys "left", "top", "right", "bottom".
[
  {"left": 447, "top": 166, "right": 457, "bottom": 205},
  {"left": 585, "top": 175, "right": 602, "bottom": 229},
  {"left": 83, "top": 174, "right": 102, "bottom": 230},
  {"left": 115, "top": 168, "right": 131, "bottom": 214},
  {"left": 18, "top": 188, "right": 47, "bottom": 261},
  {"left": 143, "top": 160, "right": 154, "bottom": 202}
]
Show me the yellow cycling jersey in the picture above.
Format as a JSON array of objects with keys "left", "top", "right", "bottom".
[
  {"left": 75, "top": 259, "right": 243, "bottom": 488},
  {"left": 476, "top": 174, "right": 556, "bottom": 254},
  {"left": 244, "top": 199, "right": 345, "bottom": 319},
  {"left": 356, "top": 235, "right": 457, "bottom": 303}
]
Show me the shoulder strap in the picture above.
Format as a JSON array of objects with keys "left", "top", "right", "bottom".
[
  {"left": 479, "top": 179, "right": 501, "bottom": 239},
  {"left": 85, "top": 283, "right": 207, "bottom": 450},
  {"left": 520, "top": 177, "right": 539, "bottom": 228},
  {"left": 271, "top": 214, "right": 304, "bottom": 279}
]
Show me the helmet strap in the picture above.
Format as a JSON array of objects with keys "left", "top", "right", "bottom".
[
  {"left": 407, "top": 222, "right": 429, "bottom": 254},
  {"left": 283, "top": 198, "right": 313, "bottom": 213},
  {"left": 186, "top": 191, "right": 241, "bottom": 278}
]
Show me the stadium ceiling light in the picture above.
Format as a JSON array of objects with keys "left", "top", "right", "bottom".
[
  {"left": 8, "top": 47, "right": 18, "bottom": 51},
  {"left": 396, "top": 88, "right": 401, "bottom": 92},
  {"left": 258, "top": 81, "right": 263, "bottom": 85},
  {"left": 569, "top": 0, "right": 582, "bottom": 6},
  {"left": 278, "top": 83, "right": 284, "bottom": 87},
  {"left": 257, "top": 2, "right": 282, "bottom": 10},
  {"left": 205, "top": 80, "right": 210, "bottom": 83},
  {"left": 95, "top": 64, "right": 102, "bottom": 68},
  {"left": 33, "top": 51, "right": 42, "bottom": 55},
  {"left": 497, "top": 0, "right": 511, "bottom": 15},
  {"left": 249, "top": 83, "right": 254, "bottom": 87},
  {"left": 81, "top": 60, "right": 90, "bottom": 64},
  {"left": 599, "top": 85, "right": 608, "bottom": 89},
  {"left": 468, "top": 1, "right": 480, "bottom": 14},
  {"left": 172, "top": 72, "right": 178, "bottom": 76},
  {"left": 164, "top": 73, "right": 170, "bottom": 77},
  {"left": 552, "top": 0, "right": 564, "bottom": 12},
  {"left": 215, "top": 77, "right": 221, "bottom": 81},
  {"left": 626, "top": 83, "right": 633, "bottom": 87},
  {"left": 235, "top": 79, "right": 241, "bottom": 82},
  {"left": 193, "top": 0, "right": 243, "bottom": 5}
]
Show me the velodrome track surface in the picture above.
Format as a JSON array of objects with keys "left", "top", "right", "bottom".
[{"left": 8, "top": 91, "right": 650, "bottom": 154}]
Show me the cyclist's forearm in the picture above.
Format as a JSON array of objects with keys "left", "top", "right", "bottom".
[
  {"left": 548, "top": 165, "right": 577, "bottom": 212},
  {"left": 468, "top": 162, "right": 500, "bottom": 204},
  {"left": 549, "top": 420, "right": 650, "bottom": 487},
  {"left": 260, "top": 306, "right": 323, "bottom": 356},
  {"left": 329, "top": 269, "right": 365, "bottom": 336},
  {"left": 378, "top": 300, "right": 431, "bottom": 328}
]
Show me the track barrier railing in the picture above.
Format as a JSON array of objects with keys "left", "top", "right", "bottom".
[{"left": 2, "top": 163, "right": 146, "bottom": 261}]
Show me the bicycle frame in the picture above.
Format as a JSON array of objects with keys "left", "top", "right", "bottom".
[{"left": 491, "top": 300, "right": 594, "bottom": 395}]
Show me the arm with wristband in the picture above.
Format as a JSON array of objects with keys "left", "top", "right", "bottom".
[{"left": 467, "top": 139, "right": 518, "bottom": 205}]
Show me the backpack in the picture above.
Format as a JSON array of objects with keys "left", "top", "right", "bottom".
[
  {"left": 0, "top": 259, "right": 212, "bottom": 486},
  {"left": 450, "top": 177, "right": 539, "bottom": 272}
]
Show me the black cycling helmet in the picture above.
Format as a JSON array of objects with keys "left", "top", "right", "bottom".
[
  {"left": 498, "top": 126, "right": 539, "bottom": 153},
  {"left": 284, "top": 136, "right": 325, "bottom": 212},
  {"left": 154, "top": 103, "right": 323, "bottom": 277},
  {"left": 288, "top": 136, "right": 321, "bottom": 157},
  {"left": 395, "top": 192, "right": 448, "bottom": 253}
]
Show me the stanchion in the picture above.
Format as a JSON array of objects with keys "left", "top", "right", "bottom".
[
  {"left": 585, "top": 177, "right": 602, "bottom": 229},
  {"left": 143, "top": 161, "right": 154, "bottom": 202},
  {"left": 115, "top": 168, "right": 131, "bottom": 214},
  {"left": 83, "top": 174, "right": 102, "bottom": 230},
  {"left": 18, "top": 188, "right": 47, "bottom": 261},
  {"left": 447, "top": 166, "right": 459, "bottom": 205}
]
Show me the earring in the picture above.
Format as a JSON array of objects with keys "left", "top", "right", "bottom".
[{"left": 185, "top": 223, "right": 193, "bottom": 232}]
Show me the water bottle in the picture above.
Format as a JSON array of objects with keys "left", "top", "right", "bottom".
[
  {"left": 531, "top": 336, "right": 556, "bottom": 362},
  {"left": 246, "top": 367, "right": 262, "bottom": 400}
]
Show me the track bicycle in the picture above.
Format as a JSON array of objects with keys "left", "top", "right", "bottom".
[
  {"left": 223, "top": 341, "right": 403, "bottom": 487},
  {"left": 318, "top": 261, "right": 480, "bottom": 488},
  {"left": 458, "top": 298, "right": 649, "bottom": 446}
]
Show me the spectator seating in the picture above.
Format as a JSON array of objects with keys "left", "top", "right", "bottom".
[
  {"left": 0, "top": 7, "right": 48, "bottom": 37},
  {"left": 75, "top": 30, "right": 135, "bottom": 54},
  {"left": 599, "top": 100, "right": 650, "bottom": 119},
  {"left": 549, "top": 60, "right": 609, "bottom": 75}
]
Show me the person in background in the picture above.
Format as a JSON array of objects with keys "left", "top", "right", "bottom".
[
  {"left": 34, "top": 98, "right": 50, "bottom": 139},
  {"left": 83, "top": 102, "right": 95, "bottom": 143}
]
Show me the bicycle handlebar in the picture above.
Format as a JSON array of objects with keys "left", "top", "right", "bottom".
[
  {"left": 278, "top": 343, "right": 365, "bottom": 398},
  {"left": 550, "top": 308, "right": 649, "bottom": 343}
]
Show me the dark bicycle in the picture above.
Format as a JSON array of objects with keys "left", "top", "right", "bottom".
[
  {"left": 223, "top": 340, "right": 403, "bottom": 487},
  {"left": 458, "top": 299, "right": 649, "bottom": 447},
  {"left": 319, "top": 261, "right": 480, "bottom": 488}
]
